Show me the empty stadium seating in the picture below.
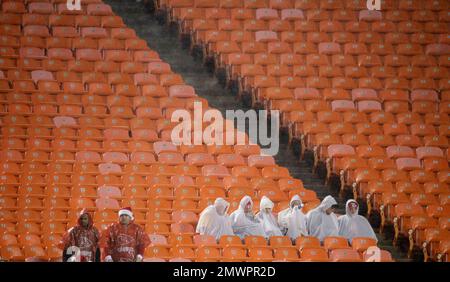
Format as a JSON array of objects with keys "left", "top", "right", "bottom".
[
  {"left": 0, "top": 0, "right": 447, "bottom": 262},
  {"left": 155, "top": 0, "right": 449, "bottom": 261}
]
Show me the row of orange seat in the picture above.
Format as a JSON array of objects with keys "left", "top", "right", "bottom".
[
  {"left": 2, "top": 65, "right": 448, "bottom": 82},
  {"left": 158, "top": 0, "right": 448, "bottom": 11},
  {"left": 1, "top": 209, "right": 197, "bottom": 225},
  {"left": 0, "top": 232, "right": 395, "bottom": 262},
  {"left": 2, "top": 1, "right": 117, "bottom": 16},
  {"left": 145, "top": 234, "right": 393, "bottom": 262},
  {"left": 0, "top": 187, "right": 319, "bottom": 212}
]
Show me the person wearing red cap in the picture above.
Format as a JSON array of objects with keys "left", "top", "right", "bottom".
[
  {"left": 100, "top": 207, "right": 150, "bottom": 262},
  {"left": 59, "top": 209, "right": 101, "bottom": 262}
]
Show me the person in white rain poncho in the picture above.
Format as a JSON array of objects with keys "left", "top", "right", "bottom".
[
  {"left": 256, "top": 196, "right": 283, "bottom": 238},
  {"left": 196, "top": 198, "right": 234, "bottom": 240},
  {"left": 338, "top": 199, "right": 378, "bottom": 243},
  {"left": 230, "top": 196, "right": 266, "bottom": 239},
  {"left": 277, "top": 195, "right": 308, "bottom": 240},
  {"left": 306, "top": 195, "right": 339, "bottom": 242}
]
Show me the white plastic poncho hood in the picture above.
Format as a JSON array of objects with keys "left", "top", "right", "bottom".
[
  {"left": 277, "top": 195, "right": 308, "bottom": 240},
  {"left": 229, "top": 196, "right": 266, "bottom": 239},
  {"left": 196, "top": 198, "right": 234, "bottom": 240},
  {"left": 306, "top": 195, "right": 339, "bottom": 242},
  {"left": 338, "top": 199, "right": 378, "bottom": 243},
  {"left": 256, "top": 196, "right": 283, "bottom": 238}
]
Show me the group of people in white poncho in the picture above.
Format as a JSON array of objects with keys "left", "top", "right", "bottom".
[{"left": 196, "top": 194, "right": 377, "bottom": 243}]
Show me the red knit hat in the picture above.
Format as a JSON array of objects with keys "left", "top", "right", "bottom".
[{"left": 118, "top": 207, "right": 133, "bottom": 219}]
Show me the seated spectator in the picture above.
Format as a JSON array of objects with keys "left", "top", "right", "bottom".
[
  {"left": 101, "top": 207, "right": 150, "bottom": 262},
  {"left": 306, "top": 195, "right": 339, "bottom": 242},
  {"left": 230, "top": 196, "right": 266, "bottom": 239},
  {"left": 196, "top": 197, "right": 234, "bottom": 240},
  {"left": 278, "top": 195, "right": 308, "bottom": 240},
  {"left": 59, "top": 209, "right": 100, "bottom": 262},
  {"left": 338, "top": 200, "right": 378, "bottom": 243},
  {"left": 256, "top": 196, "right": 283, "bottom": 238}
]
